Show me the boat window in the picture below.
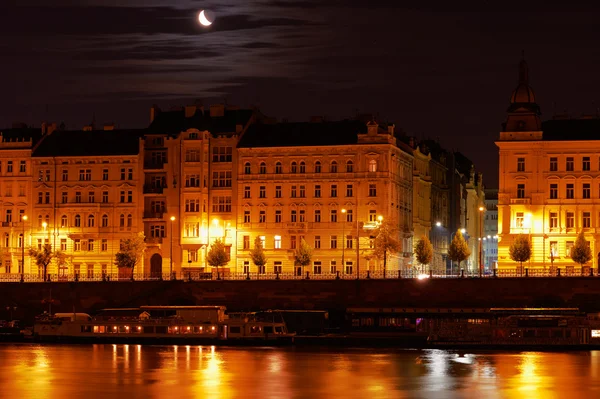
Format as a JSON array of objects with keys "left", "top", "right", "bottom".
[
  {"left": 230, "top": 326, "right": 241, "bottom": 334},
  {"left": 194, "top": 326, "right": 203, "bottom": 333},
  {"left": 155, "top": 326, "right": 167, "bottom": 334},
  {"left": 275, "top": 326, "right": 282, "bottom": 333},
  {"left": 250, "top": 325, "right": 262, "bottom": 333},
  {"left": 81, "top": 325, "right": 92, "bottom": 333},
  {"left": 264, "top": 326, "right": 273, "bottom": 334},
  {"left": 143, "top": 326, "right": 154, "bottom": 334}
]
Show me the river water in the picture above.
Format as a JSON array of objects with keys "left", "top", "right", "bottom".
[{"left": 1, "top": 344, "right": 599, "bottom": 398}]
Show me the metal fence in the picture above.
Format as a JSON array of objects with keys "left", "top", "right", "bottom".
[{"left": 0, "top": 267, "right": 596, "bottom": 283}]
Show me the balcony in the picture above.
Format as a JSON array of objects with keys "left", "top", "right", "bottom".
[
  {"left": 285, "top": 222, "right": 307, "bottom": 232},
  {"left": 143, "top": 185, "right": 164, "bottom": 194},
  {"left": 144, "top": 162, "right": 165, "bottom": 170},
  {"left": 510, "top": 198, "right": 530, "bottom": 205},
  {"left": 143, "top": 211, "right": 164, "bottom": 219},
  {"left": 145, "top": 237, "right": 163, "bottom": 244}
]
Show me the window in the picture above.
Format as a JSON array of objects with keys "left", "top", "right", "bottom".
[
  {"left": 549, "top": 212, "right": 558, "bottom": 229},
  {"left": 346, "top": 184, "right": 353, "bottom": 197},
  {"left": 61, "top": 192, "right": 68, "bottom": 203},
  {"left": 330, "top": 236, "right": 337, "bottom": 249},
  {"left": 243, "top": 235, "right": 250, "bottom": 250},
  {"left": 275, "top": 210, "right": 282, "bottom": 223},
  {"left": 517, "top": 184, "right": 525, "bottom": 199},
  {"left": 102, "top": 214, "right": 109, "bottom": 227},
  {"left": 88, "top": 214, "right": 95, "bottom": 227},
  {"left": 45, "top": 192, "right": 50, "bottom": 204},
  {"left": 346, "top": 209, "right": 353, "bottom": 222},
  {"left": 345, "top": 261, "right": 353, "bottom": 274},
  {"left": 299, "top": 161, "right": 306, "bottom": 173},
  {"left": 184, "top": 222, "right": 199, "bottom": 237},
  {"left": 291, "top": 210, "right": 297, "bottom": 223},
  {"left": 330, "top": 161, "right": 337, "bottom": 173},
  {"left": 244, "top": 186, "right": 251, "bottom": 199},
  {"left": 346, "top": 235, "right": 353, "bottom": 249},
  {"left": 150, "top": 225, "right": 165, "bottom": 238},
  {"left": 299, "top": 185, "right": 306, "bottom": 198},
  {"left": 243, "top": 261, "right": 250, "bottom": 274},
  {"left": 74, "top": 239, "right": 81, "bottom": 252},
  {"left": 88, "top": 191, "right": 95, "bottom": 203},
  {"left": 331, "top": 184, "right": 337, "bottom": 197},
  {"left": 330, "top": 260, "right": 337, "bottom": 274},
  {"left": 369, "top": 184, "right": 377, "bottom": 197},
  {"left": 120, "top": 168, "right": 126, "bottom": 180},
  {"left": 79, "top": 169, "right": 91, "bottom": 181},
  {"left": 291, "top": 186, "right": 297, "bottom": 198},
  {"left": 212, "top": 171, "right": 232, "bottom": 187},
  {"left": 583, "top": 212, "right": 591, "bottom": 228},
  {"left": 185, "top": 199, "right": 200, "bottom": 212},
  {"left": 185, "top": 149, "right": 200, "bottom": 162},
  {"left": 185, "top": 174, "right": 200, "bottom": 187},
  {"left": 212, "top": 147, "right": 232, "bottom": 162},
  {"left": 259, "top": 186, "right": 266, "bottom": 198},
  {"left": 330, "top": 209, "right": 337, "bottom": 222},
  {"left": 567, "top": 184, "right": 574, "bottom": 199},
  {"left": 314, "top": 236, "right": 321, "bottom": 249},
  {"left": 315, "top": 161, "right": 321, "bottom": 173},
  {"left": 62, "top": 169, "right": 68, "bottom": 181},
  {"left": 549, "top": 157, "right": 557, "bottom": 172},
  {"left": 515, "top": 212, "right": 524, "bottom": 228},
  {"left": 120, "top": 190, "right": 133, "bottom": 203},
  {"left": 346, "top": 160, "right": 353, "bottom": 173},
  {"left": 244, "top": 162, "right": 251, "bottom": 174},
  {"left": 259, "top": 162, "right": 267, "bottom": 174},
  {"left": 7, "top": 161, "right": 12, "bottom": 173},
  {"left": 120, "top": 214, "right": 125, "bottom": 227},
  {"left": 73, "top": 191, "right": 81, "bottom": 203},
  {"left": 274, "top": 261, "right": 282, "bottom": 274},
  {"left": 566, "top": 157, "right": 574, "bottom": 171},
  {"left": 244, "top": 210, "right": 251, "bottom": 223},
  {"left": 517, "top": 157, "right": 525, "bottom": 172},
  {"left": 566, "top": 212, "right": 575, "bottom": 229},
  {"left": 102, "top": 169, "right": 108, "bottom": 180},
  {"left": 61, "top": 215, "right": 68, "bottom": 227},
  {"left": 550, "top": 184, "right": 558, "bottom": 199},
  {"left": 314, "top": 185, "right": 321, "bottom": 198},
  {"left": 18, "top": 184, "right": 25, "bottom": 197},
  {"left": 583, "top": 183, "right": 591, "bottom": 199},
  {"left": 566, "top": 241, "right": 574, "bottom": 257},
  {"left": 275, "top": 162, "right": 282, "bottom": 174},
  {"left": 583, "top": 156, "right": 591, "bottom": 171},
  {"left": 274, "top": 235, "right": 281, "bottom": 249},
  {"left": 259, "top": 210, "right": 266, "bottom": 223},
  {"left": 275, "top": 186, "right": 282, "bottom": 198},
  {"left": 313, "top": 261, "right": 322, "bottom": 275},
  {"left": 102, "top": 191, "right": 109, "bottom": 203},
  {"left": 88, "top": 239, "right": 95, "bottom": 252},
  {"left": 4, "top": 210, "right": 11, "bottom": 223},
  {"left": 61, "top": 239, "right": 67, "bottom": 251},
  {"left": 299, "top": 209, "right": 306, "bottom": 223},
  {"left": 368, "top": 160, "right": 377, "bottom": 172},
  {"left": 291, "top": 161, "right": 297, "bottom": 174},
  {"left": 19, "top": 161, "right": 26, "bottom": 173},
  {"left": 290, "top": 235, "right": 297, "bottom": 249},
  {"left": 74, "top": 214, "right": 81, "bottom": 227}
]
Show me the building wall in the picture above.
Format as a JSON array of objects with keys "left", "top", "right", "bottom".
[
  {"left": 412, "top": 147, "right": 432, "bottom": 271},
  {"left": 483, "top": 189, "right": 498, "bottom": 271}
]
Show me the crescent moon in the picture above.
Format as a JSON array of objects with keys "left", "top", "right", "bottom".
[{"left": 199, "top": 10, "right": 213, "bottom": 26}]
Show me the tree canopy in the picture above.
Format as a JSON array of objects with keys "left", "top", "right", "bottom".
[
  {"left": 207, "top": 238, "right": 229, "bottom": 268},
  {"left": 509, "top": 234, "right": 531, "bottom": 267},
  {"left": 571, "top": 230, "right": 592, "bottom": 267},
  {"left": 29, "top": 244, "right": 64, "bottom": 278},
  {"left": 448, "top": 229, "right": 471, "bottom": 266},
  {"left": 115, "top": 232, "right": 146, "bottom": 270},
  {"left": 415, "top": 235, "right": 433, "bottom": 268},
  {"left": 250, "top": 236, "right": 268, "bottom": 269},
  {"left": 294, "top": 238, "right": 312, "bottom": 268}
]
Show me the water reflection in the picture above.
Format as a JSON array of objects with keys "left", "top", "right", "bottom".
[{"left": 0, "top": 345, "right": 599, "bottom": 398}]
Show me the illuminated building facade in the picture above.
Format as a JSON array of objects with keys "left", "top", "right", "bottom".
[
  {"left": 497, "top": 59, "right": 599, "bottom": 273},
  {"left": 483, "top": 188, "right": 498, "bottom": 270}
]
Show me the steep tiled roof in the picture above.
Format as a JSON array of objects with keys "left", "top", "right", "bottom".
[
  {"left": 0, "top": 127, "right": 42, "bottom": 144},
  {"left": 32, "top": 129, "right": 144, "bottom": 157},
  {"left": 238, "top": 120, "right": 368, "bottom": 148},
  {"left": 148, "top": 108, "right": 254, "bottom": 135},
  {"left": 542, "top": 118, "right": 600, "bottom": 141}
]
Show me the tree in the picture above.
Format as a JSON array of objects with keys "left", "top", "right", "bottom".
[
  {"left": 509, "top": 234, "right": 531, "bottom": 275},
  {"left": 448, "top": 229, "right": 471, "bottom": 274},
  {"left": 207, "top": 238, "right": 229, "bottom": 279},
  {"left": 294, "top": 238, "right": 312, "bottom": 277},
  {"left": 571, "top": 230, "right": 592, "bottom": 270},
  {"left": 373, "top": 220, "right": 402, "bottom": 277},
  {"left": 115, "top": 232, "right": 146, "bottom": 275},
  {"left": 250, "top": 236, "right": 268, "bottom": 276},
  {"left": 29, "top": 244, "right": 62, "bottom": 281},
  {"left": 415, "top": 235, "right": 433, "bottom": 273}
]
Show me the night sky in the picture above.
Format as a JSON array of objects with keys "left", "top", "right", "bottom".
[{"left": 3, "top": 1, "right": 600, "bottom": 187}]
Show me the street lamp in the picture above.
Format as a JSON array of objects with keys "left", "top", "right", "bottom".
[
  {"left": 341, "top": 209, "right": 346, "bottom": 273},
  {"left": 170, "top": 216, "right": 175, "bottom": 280},
  {"left": 478, "top": 206, "right": 485, "bottom": 277},
  {"left": 21, "top": 215, "right": 27, "bottom": 280}
]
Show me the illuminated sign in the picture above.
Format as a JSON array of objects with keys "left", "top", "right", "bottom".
[{"left": 591, "top": 330, "right": 600, "bottom": 338}]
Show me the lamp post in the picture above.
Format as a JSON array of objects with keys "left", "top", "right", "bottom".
[
  {"left": 478, "top": 206, "right": 485, "bottom": 278},
  {"left": 341, "top": 209, "right": 346, "bottom": 274},
  {"left": 21, "top": 215, "right": 27, "bottom": 281},
  {"left": 170, "top": 216, "right": 175, "bottom": 280}
]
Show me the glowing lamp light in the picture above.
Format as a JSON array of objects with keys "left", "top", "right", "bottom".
[
  {"left": 211, "top": 326, "right": 216, "bottom": 331},
  {"left": 436, "top": 221, "right": 441, "bottom": 227},
  {"left": 460, "top": 228, "right": 466, "bottom": 234},
  {"left": 137, "top": 326, "right": 142, "bottom": 331},
  {"left": 417, "top": 274, "right": 430, "bottom": 280}
]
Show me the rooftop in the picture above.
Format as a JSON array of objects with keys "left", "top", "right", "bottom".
[
  {"left": 148, "top": 106, "right": 254, "bottom": 136},
  {"left": 32, "top": 129, "right": 145, "bottom": 157}
]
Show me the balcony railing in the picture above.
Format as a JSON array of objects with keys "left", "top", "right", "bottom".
[
  {"left": 144, "top": 162, "right": 166, "bottom": 170},
  {"left": 510, "top": 198, "right": 530, "bottom": 205},
  {"left": 143, "top": 211, "right": 164, "bottom": 219},
  {"left": 143, "top": 185, "right": 164, "bottom": 194},
  {"left": 145, "top": 237, "right": 164, "bottom": 244}
]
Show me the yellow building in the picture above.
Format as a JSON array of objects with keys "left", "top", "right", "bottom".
[
  {"left": 497, "top": 59, "right": 598, "bottom": 274},
  {"left": 235, "top": 119, "right": 414, "bottom": 276}
]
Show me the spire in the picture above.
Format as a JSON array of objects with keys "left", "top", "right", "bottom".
[{"left": 519, "top": 50, "right": 529, "bottom": 85}]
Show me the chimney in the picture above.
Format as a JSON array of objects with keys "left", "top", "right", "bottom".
[
  {"left": 209, "top": 104, "right": 225, "bottom": 117},
  {"left": 83, "top": 124, "right": 94, "bottom": 131},
  {"left": 103, "top": 123, "right": 115, "bottom": 131},
  {"left": 150, "top": 104, "right": 161, "bottom": 123},
  {"left": 387, "top": 124, "right": 395, "bottom": 135},
  {"left": 367, "top": 121, "right": 378, "bottom": 136},
  {"left": 184, "top": 105, "right": 196, "bottom": 118},
  {"left": 310, "top": 116, "right": 324, "bottom": 123}
]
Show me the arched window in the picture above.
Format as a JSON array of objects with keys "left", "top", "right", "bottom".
[
  {"left": 4, "top": 233, "right": 8, "bottom": 247},
  {"left": 299, "top": 161, "right": 306, "bottom": 173},
  {"left": 120, "top": 214, "right": 125, "bottom": 227},
  {"left": 18, "top": 233, "right": 23, "bottom": 248},
  {"left": 369, "top": 159, "right": 377, "bottom": 172},
  {"left": 244, "top": 162, "right": 251, "bottom": 174},
  {"left": 346, "top": 160, "right": 353, "bottom": 173},
  {"left": 88, "top": 214, "right": 95, "bottom": 227},
  {"left": 275, "top": 162, "right": 282, "bottom": 174},
  {"left": 74, "top": 214, "right": 81, "bottom": 227},
  {"left": 314, "top": 161, "right": 321, "bottom": 173},
  {"left": 45, "top": 214, "right": 50, "bottom": 224},
  {"left": 61, "top": 215, "right": 68, "bottom": 228},
  {"left": 330, "top": 161, "right": 338, "bottom": 173},
  {"left": 38, "top": 214, "right": 43, "bottom": 227},
  {"left": 127, "top": 214, "right": 133, "bottom": 227},
  {"left": 102, "top": 214, "right": 109, "bottom": 227},
  {"left": 291, "top": 161, "right": 297, "bottom": 174},
  {"left": 259, "top": 162, "right": 267, "bottom": 174}
]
